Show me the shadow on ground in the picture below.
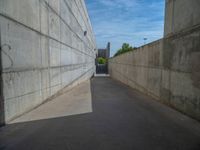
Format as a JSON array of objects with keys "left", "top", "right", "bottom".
[{"left": 0, "top": 77, "right": 200, "bottom": 150}]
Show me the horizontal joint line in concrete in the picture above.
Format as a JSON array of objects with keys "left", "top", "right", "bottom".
[
  {"left": 79, "top": 0, "right": 94, "bottom": 35},
  {"left": 0, "top": 13, "right": 95, "bottom": 59},
  {"left": 45, "top": 2, "right": 94, "bottom": 53},
  {"left": 109, "top": 39, "right": 163, "bottom": 60},
  {"left": 5, "top": 83, "right": 62, "bottom": 101},
  {"left": 45, "top": 1, "right": 94, "bottom": 49},
  {"left": 4, "top": 67, "right": 94, "bottom": 101},
  {"left": 74, "top": 0, "right": 92, "bottom": 33},
  {"left": 109, "top": 62, "right": 162, "bottom": 69},
  {"left": 62, "top": 0, "right": 94, "bottom": 48},
  {"left": 164, "top": 23, "right": 200, "bottom": 40},
  {"left": 73, "top": 0, "right": 96, "bottom": 46},
  {"left": 109, "top": 62, "right": 192, "bottom": 74},
  {"left": 110, "top": 68, "right": 160, "bottom": 99},
  {"left": 2, "top": 62, "right": 94, "bottom": 73}
]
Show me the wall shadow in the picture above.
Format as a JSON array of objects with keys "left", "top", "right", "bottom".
[{"left": 0, "top": 77, "right": 200, "bottom": 150}]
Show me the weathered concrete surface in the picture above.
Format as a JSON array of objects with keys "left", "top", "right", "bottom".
[
  {"left": 10, "top": 79, "right": 92, "bottom": 124},
  {"left": 0, "top": 28, "right": 5, "bottom": 126},
  {"left": 109, "top": 0, "right": 200, "bottom": 120},
  {"left": 0, "top": 77, "right": 200, "bottom": 150},
  {"left": 0, "top": 0, "right": 96, "bottom": 124},
  {"left": 164, "top": 0, "right": 200, "bottom": 37},
  {"left": 109, "top": 40, "right": 163, "bottom": 99}
]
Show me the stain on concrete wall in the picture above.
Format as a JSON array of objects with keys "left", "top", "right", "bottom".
[
  {"left": 164, "top": 0, "right": 200, "bottom": 37},
  {"left": 0, "top": 0, "right": 96, "bottom": 123},
  {"left": 0, "top": 26, "right": 5, "bottom": 126},
  {"left": 109, "top": 0, "right": 200, "bottom": 121},
  {"left": 109, "top": 40, "right": 163, "bottom": 100}
]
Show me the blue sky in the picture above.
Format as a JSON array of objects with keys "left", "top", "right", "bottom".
[{"left": 85, "top": 0, "right": 165, "bottom": 56}]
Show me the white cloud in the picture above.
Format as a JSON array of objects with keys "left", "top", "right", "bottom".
[
  {"left": 86, "top": 0, "right": 165, "bottom": 56},
  {"left": 100, "top": 0, "right": 137, "bottom": 8}
]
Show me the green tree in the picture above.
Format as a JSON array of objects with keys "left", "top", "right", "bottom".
[
  {"left": 97, "top": 57, "right": 107, "bottom": 64},
  {"left": 114, "top": 43, "right": 137, "bottom": 57}
]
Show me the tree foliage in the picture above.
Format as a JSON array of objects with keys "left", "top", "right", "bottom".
[
  {"left": 97, "top": 57, "right": 107, "bottom": 64},
  {"left": 114, "top": 43, "right": 137, "bottom": 57}
]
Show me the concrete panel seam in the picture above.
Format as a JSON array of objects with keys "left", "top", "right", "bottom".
[
  {"left": 4, "top": 66, "right": 94, "bottom": 101},
  {"left": 2, "top": 62, "right": 94, "bottom": 73},
  {"left": 111, "top": 68, "right": 161, "bottom": 99},
  {"left": 0, "top": 13, "right": 95, "bottom": 59},
  {"left": 44, "top": 1, "right": 94, "bottom": 52},
  {"left": 164, "top": 24, "right": 200, "bottom": 39},
  {"left": 63, "top": 0, "right": 94, "bottom": 48},
  {"left": 109, "top": 62, "right": 192, "bottom": 74},
  {"left": 6, "top": 67, "right": 94, "bottom": 123},
  {"left": 0, "top": 23, "right": 5, "bottom": 125},
  {"left": 74, "top": 0, "right": 96, "bottom": 46}
]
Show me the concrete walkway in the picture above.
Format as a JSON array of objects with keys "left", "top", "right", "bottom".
[
  {"left": 9, "top": 80, "right": 92, "bottom": 124},
  {"left": 0, "top": 77, "right": 200, "bottom": 150}
]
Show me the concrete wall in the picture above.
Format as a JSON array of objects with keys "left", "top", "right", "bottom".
[
  {"left": 0, "top": 0, "right": 96, "bottom": 124},
  {"left": 109, "top": 40, "right": 164, "bottom": 102},
  {"left": 164, "top": 0, "right": 200, "bottom": 37},
  {"left": 109, "top": 0, "right": 200, "bottom": 120}
]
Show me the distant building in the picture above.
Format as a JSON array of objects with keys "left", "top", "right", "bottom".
[
  {"left": 96, "top": 42, "right": 111, "bottom": 74},
  {"left": 97, "top": 42, "right": 110, "bottom": 59}
]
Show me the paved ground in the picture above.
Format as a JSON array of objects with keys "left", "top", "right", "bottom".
[
  {"left": 10, "top": 80, "right": 92, "bottom": 124},
  {"left": 0, "top": 77, "right": 200, "bottom": 150}
]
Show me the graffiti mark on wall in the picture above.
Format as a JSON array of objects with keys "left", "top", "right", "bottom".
[{"left": 0, "top": 44, "right": 13, "bottom": 70}]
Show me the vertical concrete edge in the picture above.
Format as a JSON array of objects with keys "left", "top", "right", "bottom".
[{"left": 0, "top": 25, "right": 5, "bottom": 126}]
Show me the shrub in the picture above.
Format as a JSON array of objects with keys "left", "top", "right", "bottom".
[{"left": 97, "top": 57, "right": 106, "bottom": 64}]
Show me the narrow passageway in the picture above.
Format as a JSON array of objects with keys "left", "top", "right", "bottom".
[{"left": 0, "top": 77, "right": 200, "bottom": 150}]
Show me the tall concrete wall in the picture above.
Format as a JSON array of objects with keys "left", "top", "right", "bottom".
[
  {"left": 109, "top": 40, "right": 164, "bottom": 103},
  {"left": 109, "top": 0, "right": 200, "bottom": 120},
  {"left": 0, "top": 0, "right": 96, "bottom": 124},
  {"left": 164, "top": 0, "right": 200, "bottom": 37}
]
